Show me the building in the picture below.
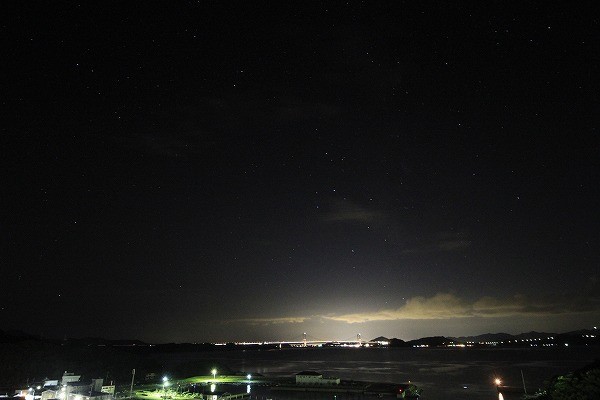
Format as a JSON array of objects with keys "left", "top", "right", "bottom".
[
  {"left": 40, "top": 378, "right": 113, "bottom": 400},
  {"left": 61, "top": 373, "right": 81, "bottom": 386},
  {"left": 295, "top": 371, "right": 340, "bottom": 386}
]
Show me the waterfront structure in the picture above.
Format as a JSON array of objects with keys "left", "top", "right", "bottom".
[
  {"left": 295, "top": 371, "right": 340, "bottom": 385},
  {"left": 38, "top": 376, "right": 113, "bottom": 400}
]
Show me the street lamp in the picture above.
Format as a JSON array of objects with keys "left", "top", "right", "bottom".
[
  {"left": 211, "top": 369, "right": 217, "bottom": 381},
  {"left": 494, "top": 378, "right": 502, "bottom": 387},
  {"left": 246, "top": 374, "right": 251, "bottom": 381},
  {"left": 162, "top": 377, "right": 169, "bottom": 399}
]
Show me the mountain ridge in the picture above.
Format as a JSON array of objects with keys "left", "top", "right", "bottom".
[{"left": 1, "top": 327, "right": 597, "bottom": 346}]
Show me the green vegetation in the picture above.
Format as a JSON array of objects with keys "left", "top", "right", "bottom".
[
  {"left": 181, "top": 375, "right": 255, "bottom": 384},
  {"left": 133, "top": 388, "right": 197, "bottom": 400},
  {"left": 530, "top": 361, "right": 600, "bottom": 400},
  {"left": 131, "top": 375, "right": 268, "bottom": 399}
]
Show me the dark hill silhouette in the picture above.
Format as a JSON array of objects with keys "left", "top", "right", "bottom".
[
  {"left": 451, "top": 332, "right": 513, "bottom": 342},
  {"left": 408, "top": 336, "right": 449, "bottom": 347},
  {"left": 370, "top": 336, "right": 390, "bottom": 342}
]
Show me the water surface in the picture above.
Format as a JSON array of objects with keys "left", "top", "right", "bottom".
[{"left": 157, "top": 346, "right": 599, "bottom": 400}]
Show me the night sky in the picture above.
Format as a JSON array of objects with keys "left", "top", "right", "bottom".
[{"left": 3, "top": 1, "right": 599, "bottom": 343}]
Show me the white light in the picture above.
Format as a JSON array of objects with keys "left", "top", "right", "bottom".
[
  {"left": 163, "top": 377, "right": 168, "bottom": 382},
  {"left": 210, "top": 384, "right": 215, "bottom": 393},
  {"left": 246, "top": 374, "right": 251, "bottom": 380}
]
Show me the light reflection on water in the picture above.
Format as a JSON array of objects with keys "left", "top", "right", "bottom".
[{"left": 156, "top": 347, "right": 598, "bottom": 400}]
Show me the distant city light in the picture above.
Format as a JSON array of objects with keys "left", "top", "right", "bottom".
[
  {"left": 246, "top": 374, "right": 251, "bottom": 380},
  {"left": 494, "top": 378, "right": 502, "bottom": 386}
]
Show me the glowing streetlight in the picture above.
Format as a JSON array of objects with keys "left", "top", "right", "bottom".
[
  {"left": 494, "top": 378, "right": 502, "bottom": 387},
  {"left": 246, "top": 374, "right": 251, "bottom": 380},
  {"left": 162, "top": 377, "right": 169, "bottom": 399},
  {"left": 211, "top": 369, "right": 217, "bottom": 380}
]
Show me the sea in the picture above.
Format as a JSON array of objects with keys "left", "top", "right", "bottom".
[{"left": 156, "top": 346, "right": 599, "bottom": 400}]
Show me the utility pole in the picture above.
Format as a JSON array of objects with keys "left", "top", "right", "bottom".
[
  {"left": 130, "top": 369, "right": 136, "bottom": 398},
  {"left": 521, "top": 370, "right": 527, "bottom": 395}
]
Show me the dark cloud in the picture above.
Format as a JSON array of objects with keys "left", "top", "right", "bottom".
[
  {"left": 402, "top": 234, "right": 472, "bottom": 254},
  {"left": 322, "top": 199, "right": 382, "bottom": 224},
  {"left": 325, "top": 292, "right": 600, "bottom": 323}
]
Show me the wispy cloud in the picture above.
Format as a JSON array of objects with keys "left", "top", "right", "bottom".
[
  {"left": 226, "top": 316, "right": 309, "bottom": 326},
  {"left": 221, "top": 293, "right": 599, "bottom": 328},
  {"left": 324, "top": 293, "right": 600, "bottom": 323},
  {"left": 96, "top": 131, "right": 212, "bottom": 158},
  {"left": 437, "top": 239, "right": 472, "bottom": 251},
  {"left": 402, "top": 232, "right": 472, "bottom": 254},
  {"left": 322, "top": 199, "right": 381, "bottom": 223}
]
